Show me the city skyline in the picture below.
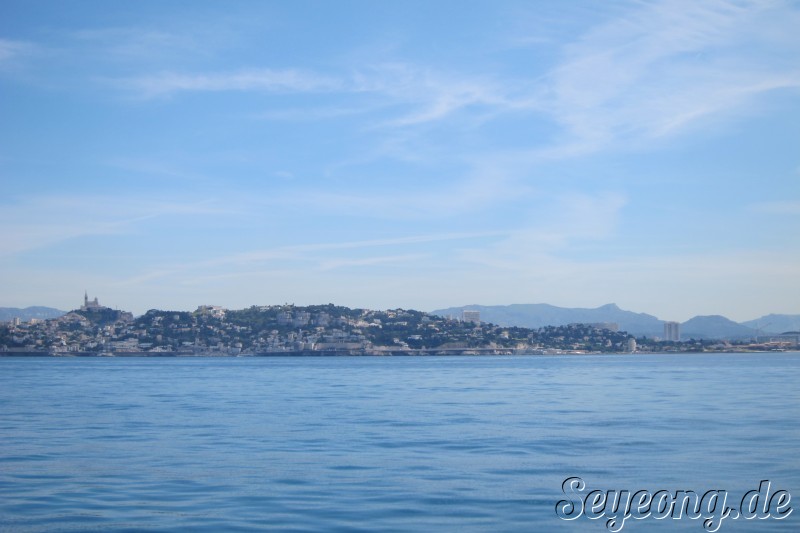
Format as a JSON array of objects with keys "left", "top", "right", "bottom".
[{"left": 2, "top": 1, "right": 799, "bottom": 322}]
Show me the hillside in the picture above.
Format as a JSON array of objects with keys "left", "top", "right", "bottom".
[
  {"left": 741, "top": 314, "right": 800, "bottom": 334},
  {"left": 2, "top": 304, "right": 638, "bottom": 355},
  {"left": 680, "top": 315, "right": 758, "bottom": 340}
]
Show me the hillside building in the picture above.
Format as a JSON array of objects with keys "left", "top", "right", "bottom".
[{"left": 462, "top": 310, "right": 481, "bottom": 324}]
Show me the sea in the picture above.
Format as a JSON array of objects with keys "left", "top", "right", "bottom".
[{"left": 1, "top": 353, "right": 798, "bottom": 532}]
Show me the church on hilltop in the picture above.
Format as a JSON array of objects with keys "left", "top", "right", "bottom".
[
  {"left": 81, "top": 292, "right": 105, "bottom": 311},
  {"left": 78, "top": 292, "right": 134, "bottom": 323}
]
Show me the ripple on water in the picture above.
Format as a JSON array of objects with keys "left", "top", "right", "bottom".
[{"left": 1, "top": 353, "right": 799, "bottom": 531}]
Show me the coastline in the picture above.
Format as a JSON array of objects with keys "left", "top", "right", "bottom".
[{"left": 2, "top": 349, "right": 796, "bottom": 358}]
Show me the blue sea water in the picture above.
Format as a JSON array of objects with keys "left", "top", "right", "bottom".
[{"left": 1, "top": 353, "right": 798, "bottom": 532}]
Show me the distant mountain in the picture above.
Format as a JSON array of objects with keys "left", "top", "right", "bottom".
[
  {"left": 430, "top": 303, "right": 792, "bottom": 340},
  {"left": 741, "top": 314, "right": 800, "bottom": 334},
  {"left": 680, "top": 315, "right": 758, "bottom": 340},
  {"left": 0, "top": 306, "right": 66, "bottom": 322},
  {"left": 431, "top": 303, "right": 665, "bottom": 337}
]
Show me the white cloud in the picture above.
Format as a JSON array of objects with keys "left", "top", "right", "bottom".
[
  {"left": 112, "top": 230, "right": 504, "bottom": 288},
  {"left": 253, "top": 105, "right": 376, "bottom": 121},
  {"left": 120, "top": 68, "right": 341, "bottom": 98},
  {"left": 73, "top": 27, "right": 211, "bottom": 61},
  {"left": 194, "top": 231, "right": 503, "bottom": 265},
  {"left": 317, "top": 253, "right": 426, "bottom": 271},
  {"left": 538, "top": 0, "right": 800, "bottom": 152},
  {"left": 352, "top": 63, "right": 514, "bottom": 126},
  {"left": 108, "top": 1, "right": 800, "bottom": 160},
  {"left": 116, "top": 60, "right": 523, "bottom": 129}
]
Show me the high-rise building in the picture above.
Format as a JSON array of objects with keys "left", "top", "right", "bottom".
[{"left": 664, "top": 321, "right": 681, "bottom": 342}]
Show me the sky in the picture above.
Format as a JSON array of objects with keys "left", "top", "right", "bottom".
[{"left": 1, "top": 0, "right": 799, "bottom": 322}]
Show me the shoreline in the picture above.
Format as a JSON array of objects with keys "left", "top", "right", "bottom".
[{"left": 2, "top": 349, "right": 796, "bottom": 358}]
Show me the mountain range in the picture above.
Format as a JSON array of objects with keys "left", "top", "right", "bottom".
[{"left": 431, "top": 303, "right": 800, "bottom": 340}]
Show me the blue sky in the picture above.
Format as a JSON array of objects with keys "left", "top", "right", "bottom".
[{"left": 1, "top": 0, "right": 798, "bottom": 321}]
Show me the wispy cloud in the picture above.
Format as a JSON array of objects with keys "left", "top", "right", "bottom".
[
  {"left": 105, "top": 1, "right": 800, "bottom": 158},
  {"left": 351, "top": 63, "right": 516, "bottom": 126},
  {"left": 73, "top": 27, "right": 206, "bottom": 61},
  {"left": 537, "top": 0, "right": 800, "bottom": 153},
  {"left": 317, "top": 253, "right": 427, "bottom": 271},
  {"left": 114, "top": 59, "right": 525, "bottom": 128},
  {"left": 115, "top": 230, "right": 504, "bottom": 286},
  {"left": 195, "top": 231, "right": 506, "bottom": 269},
  {"left": 117, "top": 68, "right": 341, "bottom": 98},
  {"left": 253, "top": 105, "right": 376, "bottom": 122}
]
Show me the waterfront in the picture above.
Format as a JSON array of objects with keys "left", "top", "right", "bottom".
[{"left": 1, "top": 353, "right": 798, "bottom": 531}]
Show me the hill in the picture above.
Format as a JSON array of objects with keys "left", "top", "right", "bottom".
[
  {"left": 680, "top": 315, "right": 758, "bottom": 340},
  {"left": 741, "top": 314, "right": 800, "bottom": 334}
]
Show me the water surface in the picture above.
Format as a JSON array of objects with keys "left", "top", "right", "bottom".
[{"left": 1, "top": 353, "right": 798, "bottom": 531}]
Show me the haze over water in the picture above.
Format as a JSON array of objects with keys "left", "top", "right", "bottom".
[{"left": 2, "top": 353, "right": 798, "bottom": 531}]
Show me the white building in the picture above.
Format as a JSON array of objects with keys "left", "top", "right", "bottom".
[{"left": 462, "top": 310, "right": 481, "bottom": 324}]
